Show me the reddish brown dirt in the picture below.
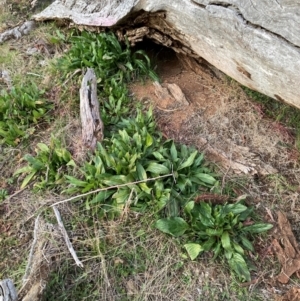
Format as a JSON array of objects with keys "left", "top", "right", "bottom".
[{"left": 130, "top": 45, "right": 300, "bottom": 178}]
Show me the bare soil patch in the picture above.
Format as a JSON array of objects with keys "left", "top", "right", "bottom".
[{"left": 130, "top": 42, "right": 299, "bottom": 178}]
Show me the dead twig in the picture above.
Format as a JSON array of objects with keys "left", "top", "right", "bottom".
[
  {"left": 51, "top": 173, "right": 174, "bottom": 207},
  {"left": 121, "top": 188, "right": 136, "bottom": 220},
  {"left": 21, "top": 214, "right": 41, "bottom": 289},
  {"left": 52, "top": 206, "right": 83, "bottom": 268}
]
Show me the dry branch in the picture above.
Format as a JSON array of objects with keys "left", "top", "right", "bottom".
[
  {"left": 52, "top": 206, "right": 83, "bottom": 268},
  {"left": 80, "top": 68, "right": 104, "bottom": 151},
  {"left": 22, "top": 214, "right": 41, "bottom": 286}
]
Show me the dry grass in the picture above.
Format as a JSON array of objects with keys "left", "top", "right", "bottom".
[{"left": 12, "top": 200, "right": 272, "bottom": 301}]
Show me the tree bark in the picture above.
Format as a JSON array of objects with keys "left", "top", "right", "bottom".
[{"left": 34, "top": 0, "right": 300, "bottom": 109}]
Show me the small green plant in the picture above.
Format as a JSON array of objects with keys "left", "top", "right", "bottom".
[
  {"left": 0, "top": 82, "right": 53, "bottom": 146},
  {"left": 155, "top": 199, "right": 273, "bottom": 282},
  {"left": 14, "top": 137, "right": 75, "bottom": 190},
  {"left": 56, "top": 30, "right": 159, "bottom": 126},
  {"left": 57, "top": 31, "right": 158, "bottom": 83},
  {"left": 100, "top": 78, "right": 130, "bottom": 125},
  {"left": 64, "top": 108, "right": 217, "bottom": 217},
  {"left": 0, "top": 189, "right": 8, "bottom": 202}
]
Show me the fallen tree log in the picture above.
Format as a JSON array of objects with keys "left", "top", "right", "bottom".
[{"left": 33, "top": 0, "right": 300, "bottom": 109}]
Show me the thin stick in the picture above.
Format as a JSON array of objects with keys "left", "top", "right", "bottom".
[
  {"left": 51, "top": 173, "right": 174, "bottom": 207},
  {"left": 52, "top": 206, "right": 83, "bottom": 268},
  {"left": 22, "top": 213, "right": 40, "bottom": 285},
  {"left": 121, "top": 188, "right": 135, "bottom": 220}
]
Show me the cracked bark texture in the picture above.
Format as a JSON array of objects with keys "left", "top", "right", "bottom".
[{"left": 34, "top": 0, "right": 300, "bottom": 109}]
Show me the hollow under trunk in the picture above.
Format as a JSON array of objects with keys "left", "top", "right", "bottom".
[{"left": 34, "top": 0, "right": 300, "bottom": 109}]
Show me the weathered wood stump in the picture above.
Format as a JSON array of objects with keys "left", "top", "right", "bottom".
[{"left": 80, "top": 68, "right": 104, "bottom": 151}]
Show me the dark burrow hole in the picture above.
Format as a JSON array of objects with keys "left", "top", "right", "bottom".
[{"left": 132, "top": 38, "right": 184, "bottom": 78}]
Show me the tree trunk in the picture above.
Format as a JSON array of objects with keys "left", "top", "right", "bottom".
[{"left": 34, "top": 0, "right": 300, "bottom": 109}]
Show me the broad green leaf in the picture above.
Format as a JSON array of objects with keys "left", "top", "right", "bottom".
[
  {"left": 232, "top": 242, "right": 245, "bottom": 255},
  {"left": 238, "top": 207, "right": 253, "bottom": 221},
  {"left": 184, "top": 243, "right": 203, "bottom": 260},
  {"left": 184, "top": 201, "right": 194, "bottom": 215},
  {"left": 166, "top": 197, "right": 179, "bottom": 217},
  {"left": 146, "top": 162, "right": 170, "bottom": 175},
  {"left": 151, "top": 151, "right": 165, "bottom": 161},
  {"left": 242, "top": 223, "right": 273, "bottom": 234},
  {"left": 138, "top": 183, "right": 152, "bottom": 194},
  {"left": 225, "top": 203, "right": 248, "bottom": 215},
  {"left": 67, "top": 159, "right": 77, "bottom": 167},
  {"left": 154, "top": 181, "right": 164, "bottom": 198},
  {"left": 157, "top": 191, "right": 171, "bottom": 210},
  {"left": 155, "top": 217, "right": 189, "bottom": 237},
  {"left": 62, "top": 149, "right": 72, "bottom": 162},
  {"left": 145, "top": 133, "right": 153, "bottom": 147},
  {"left": 119, "top": 129, "right": 130, "bottom": 144},
  {"left": 136, "top": 163, "right": 147, "bottom": 180},
  {"left": 37, "top": 143, "right": 49, "bottom": 153},
  {"left": 192, "top": 202, "right": 215, "bottom": 228},
  {"left": 228, "top": 253, "right": 251, "bottom": 282},
  {"left": 112, "top": 188, "right": 131, "bottom": 206},
  {"left": 65, "top": 176, "right": 87, "bottom": 187},
  {"left": 193, "top": 173, "right": 216, "bottom": 185},
  {"left": 24, "top": 155, "right": 44, "bottom": 171},
  {"left": 206, "top": 228, "right": 223, "bottom": 237},
  {"left": 180, "top": 145, "right": 188, "bottom": 158},
  {"left": 193, "top": 153, "right": 204, "bottom": 167},
  {"left": 102, "top": 175, "right": 130, "bottom": 186},
  {"left": 178, "top": 150, "right": 198, "bottom": 170},
  {"left": 90, "top": 190, "right": 114, "bottom": 204},
  {"left": 199, "top": 202, "right": 212, "bottom": 219},
  {"left": 170, "top": 142, "right": 177, "bottom": 161},
  {"left": 21, "top": 171, "right": 37, "bottom": 188},
  {"left": 202, "top": 237, "right": 217, "bottom": 251},
  {"left": 224, "top": 249, "right": 233, "bottom": 260},
  {"left": 125, "top": 61, "right": 133, "bottom": 71},
  {"left": 221, "top": 231, "right": 231, "bottom": 250},
  {"left": 13, "top": 165, "right": 33, "bottom": 175},
  {"left": 240, "top": 236, "right": 254, "bottom": 252},
  {"left": 212, "top": 242, "right": 222, "bottom": 259}
]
